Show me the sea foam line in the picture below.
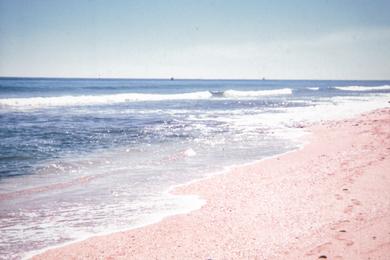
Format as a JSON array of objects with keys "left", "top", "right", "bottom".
[
  {"left": 0, "top": 88, "right": 294, "bottom": 108},
  {"left": 0, "top": 91, "right": 213, "bottom": 108},
  {"left": 334, "top": 85, "right": 390, "bottom": 91},
  {"left": 223, "top": 88, "right": 292, "bottom": 98}
]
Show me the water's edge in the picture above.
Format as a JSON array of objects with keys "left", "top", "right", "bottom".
[{"left": 24, "top": 129, "right": 310, "bottom": 259}]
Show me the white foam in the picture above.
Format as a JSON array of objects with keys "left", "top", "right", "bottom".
[
  {"left": 223, "top": 88, "right": 292, "bottom": 98},
  {"left": 0, "top": 91, "right": 213, "bottom": 108},
  {"left": 183, "top": 148, "right": 196, "bottom": 157},
  {"left": 23, "top": 193, "right": 205, "bottom": 260},
  {"left": 307, "top": 87, "right": 319, "bottom": 91},
  {"left": 211, "top": 94, "right": 390, "bottom": 142},
  {"left": 334, "top": 85, "right": 390, "bottom": 91},
  {"left": 271, "top": 94, "right": 390, "bottom": 126}
]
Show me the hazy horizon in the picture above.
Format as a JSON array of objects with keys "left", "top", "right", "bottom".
[
  {"left": 1, "top": 0, "right": 390, "bottom": 80},
  {"left": 1, "top": 76, "right": 390, "bottom": 81}
]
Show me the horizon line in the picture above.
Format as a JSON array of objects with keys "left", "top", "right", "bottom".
[{"left": 1, "top": 76, "right": 390, "bottom": 81}]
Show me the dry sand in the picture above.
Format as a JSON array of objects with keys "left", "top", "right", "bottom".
[{"left": 33, "top": 108, "right": 390, "bottom": 259}]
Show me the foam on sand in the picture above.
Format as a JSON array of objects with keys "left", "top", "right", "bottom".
[{"left": 334, "top": 85, "right": 390, "bottom": 91}]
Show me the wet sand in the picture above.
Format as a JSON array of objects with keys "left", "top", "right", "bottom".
[{"left": 32, "top": 108, "right": 390, "bottom": 259}]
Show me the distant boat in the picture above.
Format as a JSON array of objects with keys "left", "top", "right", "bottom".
[
  {"left": 262, "top": 77, "right": 266, "bottom": 80},
  {"left": 170, "top": 77, "right": 174, "bottom": 81}
]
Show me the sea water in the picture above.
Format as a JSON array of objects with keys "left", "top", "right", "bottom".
[{"left": 0, "top": 78, "right": 389, "bottom": 259}]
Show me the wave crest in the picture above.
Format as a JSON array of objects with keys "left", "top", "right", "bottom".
[
  {"left": 223, "top": 88, "right": 292, "bottom": 98},
  {"left": 0, "top": 91, "right": 213, "bottom": 108},
  {"left": 0, "top": 88, "right": 296, "bottom": 109},
  {"left": 334, "top": 85, "right": 390, "bottom": 91}
]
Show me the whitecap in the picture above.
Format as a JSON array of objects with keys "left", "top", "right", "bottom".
[
  {"left": 183, "top": 148, "right": 196, "bottom": 157},
  {"left": 222, "top": 88, "right": 292, "bottom": 98},
  {"left": 0, "top": 91, "right": 213, "bottom": 108},
  {"left": 334, "top": 85, "right": 390, "bottom": 91}
]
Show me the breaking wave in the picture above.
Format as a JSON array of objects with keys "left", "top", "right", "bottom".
[
  {"left": 334, "top": 85, "right": 390, "bottom": 91},
  {"left": 222, "top": 88, "right": 292, "bottom": 98},
  {"left": 0, "top": 88, "right": 294, "bottom": 108},
  {"left": 0, "top": 91, "right": 213, "bottom": 108}
]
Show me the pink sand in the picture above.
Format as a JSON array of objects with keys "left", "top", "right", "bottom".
[{"left": 33, "top": 108, "right": 390, "bottom": 259}]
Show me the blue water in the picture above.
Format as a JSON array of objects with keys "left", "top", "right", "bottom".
[{"left": 0, "top": 78, "right": 389, "bottom": 259}]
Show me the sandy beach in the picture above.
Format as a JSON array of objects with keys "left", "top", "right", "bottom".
[{"left": 32, "top": 108, "right": 390, "bottom": 260}]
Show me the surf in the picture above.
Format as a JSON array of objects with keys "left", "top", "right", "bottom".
[
  {"left": 222, "top": 88, "right": 292, "bottom": 98},
  {"left": 334, "top": 85, "right": 390, "bottom": 91},
  {"left": 0, "top": 91, "right": 213, "bottom": 108}
]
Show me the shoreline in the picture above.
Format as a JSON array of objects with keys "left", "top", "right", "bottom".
[
  {"left": 25, "top": 132, "right": 307, "bottom": 260},
  {"left": 33, "top": 108, "right": 390, "bottom": 259}
]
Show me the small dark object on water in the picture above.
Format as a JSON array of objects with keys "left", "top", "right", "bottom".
[
  {"left": 319, "top": 256, "right": 327, "bottom": 259},
  {"left": 170, "top": 77, "right": 174, "bottom": 81},
  {"left": 339, "top": 230, "right": 346, "bottom": 232}
]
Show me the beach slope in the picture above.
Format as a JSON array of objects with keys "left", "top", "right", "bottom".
[{"left": 33, "top": 108, "right": 390, "bottom": 259}]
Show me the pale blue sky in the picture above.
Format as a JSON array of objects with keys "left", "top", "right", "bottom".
[{"left": 0, "top": 0, "right": 389, "bottom": 79}]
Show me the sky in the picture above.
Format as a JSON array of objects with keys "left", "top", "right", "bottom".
[{"left": 0, "top": 0, "right": 389, "bottom": 79}]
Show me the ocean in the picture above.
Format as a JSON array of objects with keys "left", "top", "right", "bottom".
[{"left": 0, "top": 78, "right": 389, "bottom": 259}]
